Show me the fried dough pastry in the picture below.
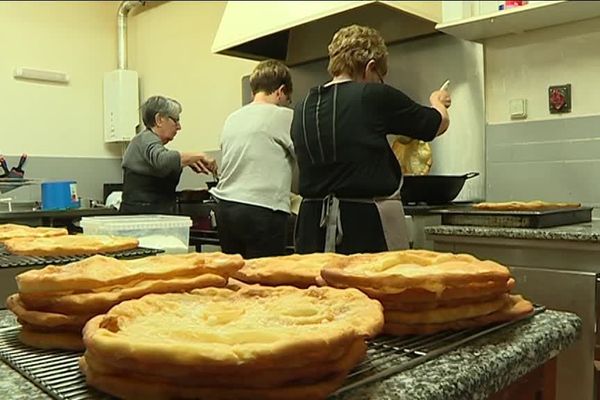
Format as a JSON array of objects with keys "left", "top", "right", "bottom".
[
  {"left": 391, "top": 138, "right": 432, "bottom": 175},
  {"left": 473, "top": 200, "right": 581, "bottom": 211},
  {"left": 19, "top": 329, "right": 84, "bottom": 351},
  {"left": 357, "top": 278, "right": 516, "bottom": 305},
  {"left": 82, "top": 339, "right": 366, "bottom": 389},
  {"left": 383, "top": 295, "right": 533, "bottom": 335},
  {"left": 321, "top": 249, "right": 511, "bottom": 294},
  {"left": 19, "top": 273, "right": 227, "bottom": 314},
  {"left": 16, "top": 252, "right": 243, "bottom": 294},
  {"left": 0, "top": 223, "right": 68, "bottom": 243},
  {"left": 6, "top": 294, "right": 94, "bottom": 329},
  {"left": 233, "top": 253, "right": 347, "bottom": 288},
  {"left": 4, "top": 234, "right": 139, "bottom": 256},
  {"left": 80, "top": 357, "right": 348, "bottom": 400},
  {"left": 83, "top": 286, "right": 383, "bottom": 369},
  {"left": 384, "top": 294, "right": 508, "bottom": 325}
]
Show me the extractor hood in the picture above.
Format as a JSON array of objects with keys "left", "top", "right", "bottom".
[{"left": 212, "top": 1, "right": 442, "bottom": 66}]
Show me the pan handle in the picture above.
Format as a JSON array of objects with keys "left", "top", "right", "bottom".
[{"left": 464, "top": 172, "right": 480, "bottom": 180}]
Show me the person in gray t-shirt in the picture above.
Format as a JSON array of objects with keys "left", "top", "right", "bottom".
[
  {"left": 121, "top": 96, "right": 217, "bottom": 214},
  {"left": 211, "top": 60, "right": 295, "bottom": 258}
]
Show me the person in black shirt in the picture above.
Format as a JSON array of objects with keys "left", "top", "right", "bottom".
[{"left": 291, "top": 25, "right": 451, "bottom": 254}]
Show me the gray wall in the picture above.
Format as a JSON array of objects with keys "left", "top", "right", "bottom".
[{"left": 486, "top": 115, "right": 600, "bottom": 211}]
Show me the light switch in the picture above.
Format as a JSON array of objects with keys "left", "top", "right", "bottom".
[{"left": 509, "top": 99, "right": 527, "bottom": 120}]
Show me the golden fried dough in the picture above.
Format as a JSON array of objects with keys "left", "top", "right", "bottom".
[
  {"left": 19, "top": 273, "right": 227, "bottom": 314},
  {"left": 321, "top": 249, "right": 511, "bottom": 293},
  {"left": 16, "top": 252, "right": 243, "bottom": 294},
  {"left": 17, "top": 319, "right": 83, "bottom": 333},
  {"left": 233, "top": 253, "right": 347, "bottom": 288},
  {"left": 0, "top": 223, "right": 68, "bottom": 243},
  {"left": 391, "top": 138, "right": 432, "bottom": 175},
  {"left": 383, "top": 295, "right": 533, "bottom": 335},
  {"left": 473, "top": 200, "right": 581, "bottom": 211},
  {"left": 4, "top": 234, "right": 138, "bottom": 256},
  {"left": 19, "top": 328, "right": 84, "bottom": 351},
  {"left": 355, "top": 278, "right": 516, "bottom": 304},
  {"left": 6, "top": 294, "right": 94, "bottom": 329},
  {"left": 80, "top": 357, "right": 348, "bottom": 400},
  {"left": 384, "top": 294, "right": 508, "bottom": 325},
  {"left": 83, "top": 286, "right": 383, "bottom": 369},
  {"left": 378, "top": 291, "right": 509, "bottom": 312},
  {"left": 83, "top": 339, "right": 366, "bottom": 389}
]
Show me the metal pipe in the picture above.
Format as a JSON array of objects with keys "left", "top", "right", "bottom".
[{"left": 117, "top": 0, "right": 144, "bottom": 69}]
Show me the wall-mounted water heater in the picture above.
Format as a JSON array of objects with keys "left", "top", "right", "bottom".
[{"left": 103, "top": 69, "right": 139, "bottom": 142}]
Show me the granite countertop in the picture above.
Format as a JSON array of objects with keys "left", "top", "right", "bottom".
[
  {"left": 425, "top": 218, "right": 600, "bottom": 242},
  {"left": 0, "top": 309, "right": 581, "bottom": 400}
]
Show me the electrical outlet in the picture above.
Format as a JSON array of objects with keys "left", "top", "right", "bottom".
[
  {"left": 509, "top": 99, "right": 527, "bottom": 120},
  {"left": 548, "top": 84, "right": 571, "bottom": 114}
]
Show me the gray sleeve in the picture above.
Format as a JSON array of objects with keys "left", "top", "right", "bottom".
[
  {"left": 125, "top": 131, "right": 181, "bottom": 177},
  {"left": 272, "top": 108, "right": 295, "bottom": 157}
]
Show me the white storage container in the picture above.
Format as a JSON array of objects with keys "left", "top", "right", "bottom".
[{"left": 80, "top": 215, "right": 192, "bottom": 254}]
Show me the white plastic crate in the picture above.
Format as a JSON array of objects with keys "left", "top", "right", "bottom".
[{"left": 80, "top": 215, "right": 192, "bottom": 254}]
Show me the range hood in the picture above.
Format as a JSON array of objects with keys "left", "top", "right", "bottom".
[{"left": 212, "top": 1, "right": 442, "bottom": 66}]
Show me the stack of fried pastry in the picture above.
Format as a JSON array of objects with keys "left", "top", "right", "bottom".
[
  {"left": 0, "top": 223, "right": 68, "bottom": 243},
  {"left": 233, "top": 252, "right": 347, "bottom": 288},
  {"left": 320, "top": 250, "right": 533, "bottom": 335},
  {"left": 6, "top": 252, "right": 244, "bottom": 350},
  {"left": 81, "top": 286, "right": 383, "bottom": 400},
  {"left": 3, "top": 234, "right": 139, "bottom": 256}
]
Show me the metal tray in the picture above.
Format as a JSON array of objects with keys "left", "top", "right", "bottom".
[
  {"left": 0, "top": 306, "right": 544, "bottom": 400},
  {"left": 0, "top": 246, "right": 163, "bottom": 268},
  {"left": 433, "top": 206, "right": 593, "bottom": 228}
]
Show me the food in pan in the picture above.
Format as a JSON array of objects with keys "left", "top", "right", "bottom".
[{"left": 391, "top": 138, "right": 432, "bottom": 175}]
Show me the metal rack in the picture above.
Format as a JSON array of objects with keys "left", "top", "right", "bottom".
[
  {"left": 0, "top": 246, "right": 163, "bottom": 268},
  {"left": 0, "top": 306, "right": 544, "bottom": 400}
]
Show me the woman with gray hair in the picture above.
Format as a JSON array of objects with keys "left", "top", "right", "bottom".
[{"left": 120, "top": 95, "right": 217, "bottom": 214}]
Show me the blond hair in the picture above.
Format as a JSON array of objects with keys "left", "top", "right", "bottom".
[
  {"left": 249, "top": 59, "right": 293, "bottom": 96},
  {"left": 327, "top": 25, "right": 388, "bottom": 79}
]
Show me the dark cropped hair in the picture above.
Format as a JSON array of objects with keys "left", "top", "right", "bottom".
[
  {"left": 249, "top": 60, "right": 293, "bottom": 96},
  {"left": 140, "top": 95, "right": 182, "bottom": 128}
]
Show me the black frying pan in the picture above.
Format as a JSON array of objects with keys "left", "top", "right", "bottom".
[{"left": 401, "top": 172, "right": 479, "bottom": 205}]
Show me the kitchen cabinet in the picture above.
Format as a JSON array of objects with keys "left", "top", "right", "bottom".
[
  {"left": 426, "top": 221, "right": 600, "bottom": 400},
  {"left": 437, "top": 1, "right": 600, "bottom": 43}
]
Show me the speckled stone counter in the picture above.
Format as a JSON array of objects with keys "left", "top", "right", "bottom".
[
  {"left": 425, "top": 218, "right": 600, "bottom": 242},
  {"left": 0, "top": 309, "right": 580, "bottom": 400}
]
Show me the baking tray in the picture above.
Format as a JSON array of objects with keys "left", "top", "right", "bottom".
[
  {"left": 0, "top": 306, "right": 544, "bottom": 400},
  {"left": 433, "top": 206, "right": 593, "bottom": 228}
]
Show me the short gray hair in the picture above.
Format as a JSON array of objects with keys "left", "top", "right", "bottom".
[{"left": 141, "top": 95, "right": 182, "bottom": 128}]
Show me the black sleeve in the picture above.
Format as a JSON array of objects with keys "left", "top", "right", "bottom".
[{"left": 364, "top": 83, "right": 442, "bottom": 142}]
